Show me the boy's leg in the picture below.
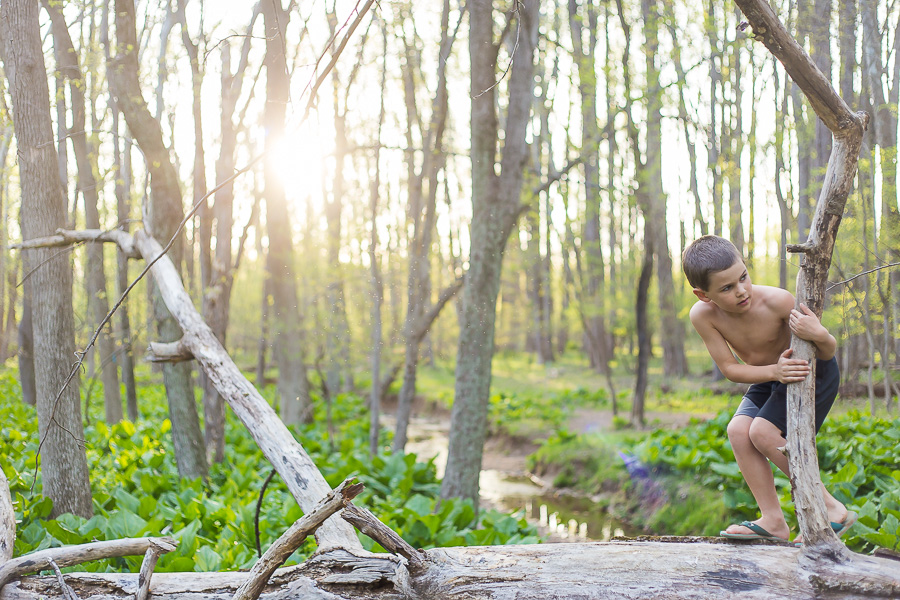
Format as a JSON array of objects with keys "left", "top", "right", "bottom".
[
  {"left": 751, "top": 358, "right": 848, "bottom": 539},
  {"left": 747, "top": 417, "right": 848, "bottom": 533},
  {"left": 724, "top": 413, "right": 790, "bottom": 540}
]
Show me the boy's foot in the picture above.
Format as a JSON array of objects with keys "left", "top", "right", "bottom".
[
  {"left": 793, "top": 510, "right": 858, "bottom": 546},
  {"left": 832, "top": 510, "right": 858, "bottom": 536},
  {"left": 720, "top": 520, "right": 790, "bottom": 541}
]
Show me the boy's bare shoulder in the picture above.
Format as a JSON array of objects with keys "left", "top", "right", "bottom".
[
  {"left": 754, "top": 285, "right": 795, "bottom": 313},
  {"left": 688, "top": 298, "right": 716, "bottom": 322}
]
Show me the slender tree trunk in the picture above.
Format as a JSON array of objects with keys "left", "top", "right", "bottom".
[
  {"left": 367, "top": 22, "right": 388, "bottom": 458},
  {"left": 570, "top": 0, "right": 610, "bottom": 374},
  {"left": 0, "top": 128, "right": 9, "bottom": 362},
  {"left": 727, "top": 13, "right": 745, "bottom": 255},
  {"left": 735, "top": 0, "right": 868, "bottom": 556},
  {"left": 707, "top": 0, "right": 723, "bottom": 236},
  {"left": 108, "top": 0, "right": 207, "bottom": 479},
  {"left": 643, "top": 0, "right": 687, "bottom": 377},
  {"left": 393, "top": 0, "right": 456, "bottom": 452},
  {"left": 100, "top": 3, "right": 138, "bottom": 419},
  {"left": 1, "top": 0, "right": 93, "bottom": 517},
  {"left": 44, "top": 0, "right": 123, "bottom": 424},
  {"left": 441, "top": 0, "right": 538, "bottom": 504},
  {"left": 632, "top": 222, "right": 653, "bottom": 428},
  {"left": 261, "top": 0, "right": 312, "bottom": 426},
  {"left": 113, "top": 111, "right": 139, "bottom": 421},
  {"left": 16, "top": 290, "right": 36, "bottom": 406}
]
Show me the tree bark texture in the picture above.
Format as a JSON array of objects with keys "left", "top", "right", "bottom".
[
  {"left": 0, "top": 469, "right": 13, "bottom": 563},
  {"left": 107, "top": 0, "right": 207, "bottom": 480},
  {"left": 733, "top": 0, "right": 869, "bottom": 558},
  {"left": 15, "top": 291, "right": 36, "bottom": 407},
  {"left": 441, "top": 0, "right": 539, "bottom": 503},
  {"left": 1, "top": 0, "right": 94, "bottom": 518},
  {"left": 43, "top": 0, "right": 123, "bottom": 424}
]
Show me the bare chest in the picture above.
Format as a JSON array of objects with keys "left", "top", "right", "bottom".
[{"left": 718, "top": 314, "right": 791, "bottom": 366}]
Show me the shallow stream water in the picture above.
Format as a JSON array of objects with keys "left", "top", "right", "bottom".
[{"left": 396, "top": 416, "right": 638, "bottom": 541}]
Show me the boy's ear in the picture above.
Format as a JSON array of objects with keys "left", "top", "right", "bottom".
[{"left": 693, "top": 288, "right": 711, "bottom": 302}]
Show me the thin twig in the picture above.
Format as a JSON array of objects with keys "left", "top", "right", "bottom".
[
  {"left": 826, "top": 261, "right": 900, "bottom": 291},
  {"left": 473, "top": 2, "right": 522, "bottom": 99},
  {"left": 254, "top": 469, "right": 278, "bottom": 557},
  {"left": 47, "top": 559, "right": 79, "bottom": 600}
]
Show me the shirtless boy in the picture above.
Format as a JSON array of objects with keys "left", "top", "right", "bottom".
[{"left": 682, "top": 235, "right": 856, "bottom": 544}]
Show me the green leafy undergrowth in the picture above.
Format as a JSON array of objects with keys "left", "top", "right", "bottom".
[
  {"left": 632, "top": 409, "right": 900, "bottom": 552},
  {"left": 488, "top": 387, "right": 608, "bottom": 440},
  {"left": 1, "top": 372, "right": 538, "bottom": 573},
  {"left": 527, "top": 429, "right": 624, "bottom": 493}
]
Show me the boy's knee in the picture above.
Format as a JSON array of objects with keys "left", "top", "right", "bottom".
[
  {"left": 727, "top": 416, "right": 752, "bottom": 446},
  {"left": 748, "top": 418, "right": 781, "bottom": 450}
]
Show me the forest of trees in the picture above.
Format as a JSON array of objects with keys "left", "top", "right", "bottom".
[{"left": 0, "top": 0, "right": 898, "bottom": 517}]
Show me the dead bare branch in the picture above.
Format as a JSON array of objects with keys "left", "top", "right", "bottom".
[
  {"left": 0, "top": 537, "right": 177, "bottom": 590},
  {"left": 233, "top": 479, "right": 364, "bottom": 600}
]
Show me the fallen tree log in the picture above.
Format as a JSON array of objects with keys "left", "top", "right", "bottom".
[{"left": 2, "top": 541, "right": 898, "bottom": 600}]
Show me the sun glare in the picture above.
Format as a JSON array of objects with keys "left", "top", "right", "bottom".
[{"left": 268, "top": 124, "right": 328, "bottom": 202}]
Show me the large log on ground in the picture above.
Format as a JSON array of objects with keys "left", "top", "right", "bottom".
[{"left": 2, "top": 541, "right": 898, "bottom": 600}]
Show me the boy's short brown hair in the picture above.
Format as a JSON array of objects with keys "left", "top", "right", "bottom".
[{"left": 682, "top": 235, "right": 744, "bottom": 291}]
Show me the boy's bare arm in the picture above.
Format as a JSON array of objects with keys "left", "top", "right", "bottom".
[
  {"left": 690, "top": 306, "right": 810, "bottom": 384},
  {"left": 789, "top": 303, "right": 837, "bottom": 360}
]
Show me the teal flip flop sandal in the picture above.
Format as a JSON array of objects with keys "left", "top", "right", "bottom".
[{"left": 720, "top": 521, "right": 787, "bottom": 541}]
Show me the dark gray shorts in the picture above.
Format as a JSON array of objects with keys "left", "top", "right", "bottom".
[{"left": 732, "top": 357, "right": 839, "bottom": 437}]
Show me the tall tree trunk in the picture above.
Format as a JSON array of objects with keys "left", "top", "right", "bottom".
[
  {"left": 643, "top": 0, "right": 687, "bottom": 377},
  {"left": 1, "top": 257, "right": 16, "bottom": 364},
  {"left": 101, "top": 4, "right": 138, "bottom": 420},
  {"left": 393, "top": 0, "right": 456, "bottom": 452},
  {"left": 727, "top": 12, "right": 745, "bottom": 255},
  {"left": 441, "top": 0, "right": 538, "bottom": 504},
  {"left": 707, "top": 0, "right": 723, "bottom": 236},
  {"left": 261, "top": 0, "right": 312, "bottom": 426},
  {"left": 1, "top": 0, "right": 93, "bottom": 517},
  {"left": 112, "top": 109, "right": 139, "bottom": 421},
  {"left": 664, "top": 7, "right": 707, "bottom": 238},
  {"left": 107, "top": 0, "right": 207, "bottom": 479},
  {"left": 0, "top": 127, "right": 10, "bottom": 362},
  {"left": 570, "top": 0, "right": 610, "bottom": 374},
  {"left": 632, "top": 222, "right": 653, "bottom": 428},
  {"left": 367, "top": 21, "right": 388, "bottom": 458},
  {"left": 44, "top": 0, "right": 123, "bottom": 424},
  {"left": 861, "top": 0, "right": 900, "bottom": 381}
]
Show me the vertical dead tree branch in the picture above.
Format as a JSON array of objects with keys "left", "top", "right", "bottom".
[
  {"left": 0, "top": 469, "right": 13, "bottom": 564},
  {"left": 733, "top": 0, "right": 868, "bottom": 558},
  {"left": 134, "top": 539, "right": 176, "bottom": 600}
]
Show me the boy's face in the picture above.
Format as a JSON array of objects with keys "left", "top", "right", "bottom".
[{"left": 693, "top": 261, "right": 753, "bottom": 314}]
